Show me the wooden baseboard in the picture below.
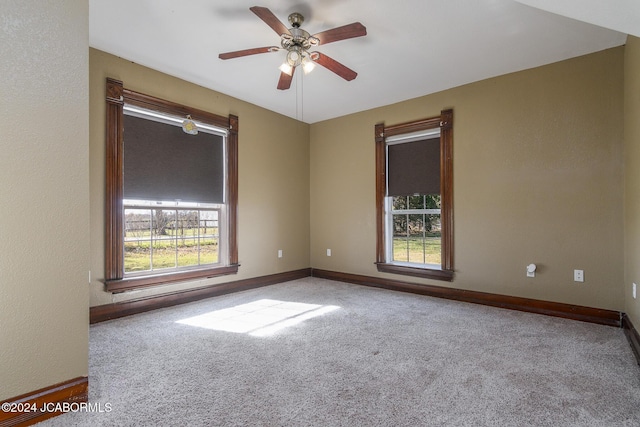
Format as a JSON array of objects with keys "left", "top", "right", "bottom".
[
  {"left": 90, "top": 268, "right": 312, "bottom": 323},
  {"left": 91, "top": 264, "right": 625, "bottom": 328},
  {"left": 311, "top": 269, "right": 622, "bottom": 327},
  {"left": 0, "top": 377, "right": 88, "bottom": 427},
  {"left": 622, "top": 313, "right": 640, "bottom": 365}
]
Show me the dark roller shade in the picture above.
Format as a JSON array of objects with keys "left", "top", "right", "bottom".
[
  {"left": 388, "top": 137, "right": 440, "bottom": 196},
  {"left": 123, "top": 114, "right": 224, "bottom": 203}
]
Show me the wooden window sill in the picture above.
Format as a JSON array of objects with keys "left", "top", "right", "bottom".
[
  {"left": 376, "top": 262, "right": 454, "bottom": 282},
  {"left": 105, "top": 264, "right": 239, "bottom": 293}
]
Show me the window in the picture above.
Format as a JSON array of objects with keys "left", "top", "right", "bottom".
[
  {"left": 105, "top": 78, "right": 238, "bottom": 292},
  {"left": 375, "top": 109, "right": 454, "bottom": 281}
]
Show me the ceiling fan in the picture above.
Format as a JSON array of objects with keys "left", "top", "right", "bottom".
[{"left": 219, "top": 6, "right": 367, "bottom": 90}]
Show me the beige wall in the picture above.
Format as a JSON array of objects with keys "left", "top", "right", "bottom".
[
  {"left": 89, "top": 49, "right": 310, "bottom": 307},
  {"left": 0, "top": 2, "right": 633, "bottom": 405},
  {"left": 311, "top": 47, "right": 625, "bottom": 311},
  {"left": 625, "top": 35, "right": 640, "bottom": 326},
  {"left": 0, "top": 1, "right": 89, "bottom": 400}
]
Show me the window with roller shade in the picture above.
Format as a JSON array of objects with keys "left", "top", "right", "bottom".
[
  {"left": 104, "top": 78, "right": 239, "bottom": 292},
  {"left": 122, "top": 107, "right": 227, "bottom": 276},
  {"left": 387, "top": 132, "right": 442, "bottom": 266},
  {"left": 375, "top": 109, "right": 454, "bottom": 281}
]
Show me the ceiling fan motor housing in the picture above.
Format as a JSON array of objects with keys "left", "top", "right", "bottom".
[
  {"left": 281, "top": 14, "right": 319, "bottom": 51},
  {"left": 288, "top": 12, "right": 304, "bottom": 27}
]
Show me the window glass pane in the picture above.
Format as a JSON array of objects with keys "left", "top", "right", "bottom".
[
  {"left": 408, "top": 195, "right": 425, "bottom": 209},
  {"left": 152, "top": 209, "right": 177, "bottom": 269},
  {"left": 392, "top": 213, "right": 409, "bottom": 263},
  {"left": 124, "top": 206, "right": 220, "bottom": 274},
  {"left": 426, "top": 194, "right": 441, "bottom": 209},
  {"left": 390, "top": 195, "right": 443, "bottom": 265},
  {"left": 200, "top": 210, "right": 219, "bottom": 264},
  {"left": 176, "top": 210, "right": 199, "bottom": 267},
  {"left": 407, "top": 214, "right": 426, "bottom": 264},
  {"left": 425, "top": 214, "right": 442, "bottom": 265},
  {"left": 392, "top": 196, "right": 407, "bottom": 211},
  {"left": 392, "top": 195, "right": 441, "bottom": 211},
  {"left": 124, "top": 208, "right": 152, "bottom": 273}
]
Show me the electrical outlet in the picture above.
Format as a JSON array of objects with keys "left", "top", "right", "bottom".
[
  {"left": 278, "top": 249, "right": 283, "bottom": 258},
  {"left": 574, "top": 269, "right": 584, "bottom": 282},
  {"left": 634, "top": 283, "right": 637, "bottom": 299},
  {"left": 327, "top": 248, "right": 332, "bottom": 256}
]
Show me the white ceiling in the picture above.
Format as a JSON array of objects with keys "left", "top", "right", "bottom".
[{"left": 90, "top": 0, "right": 634, "bottom": 124}]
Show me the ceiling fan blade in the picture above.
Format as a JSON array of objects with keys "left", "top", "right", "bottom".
[
  {"left": 219, "top": 46, "right": 279, "bottom": 60},
  {"left": 277, "top": 67, "right": 295, "bottom": 90},
  {"left": 312, "top": 52, "right": 357, "bottom": 81},
  {"left": 312, "top": 22, "right": 366, "bottom": 45},
  {"left": 250, "top": 6, "right": 290, "bottom": 36}
]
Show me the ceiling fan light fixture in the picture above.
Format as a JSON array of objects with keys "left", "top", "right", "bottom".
[
  {"left": 286, "top": 48, "right": 303, "bottom": 67},
  {"left": 302, "top": 55, "right": 315, "bottom": 74},
  {"left": 279, "top": 62, "right": 294, "bottom": 76}
]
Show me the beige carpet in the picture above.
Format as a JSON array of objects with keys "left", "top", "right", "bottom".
[{"left": 42, "top": 277, "right": 640, "bottom": 426}]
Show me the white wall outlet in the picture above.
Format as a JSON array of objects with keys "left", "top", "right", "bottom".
[
  {"left": 278, "top": 249, "right": 283, "bottom": 258},
  {"left": 634, "top": 283, "right": 637, "bottom": 299},
  {"left": 327, "top": 248, "right": 332, "bottom": 257},
  {"left": 574, "top": 269, "right": 584, "bottom": 282}
]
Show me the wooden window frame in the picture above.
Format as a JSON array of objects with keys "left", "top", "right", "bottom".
[
  {"left": 375, "top": 109, "right": 454, "bottom": 281},
  {"left": 104, "top": 78, "right": 239, "bottom": 293}
]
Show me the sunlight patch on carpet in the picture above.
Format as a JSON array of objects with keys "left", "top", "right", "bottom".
[{"left": 176, "top": 299, "right": 340, "bottom": 337}]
